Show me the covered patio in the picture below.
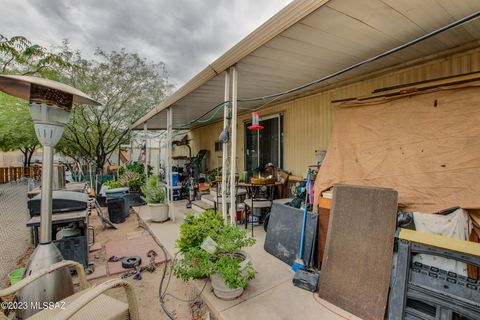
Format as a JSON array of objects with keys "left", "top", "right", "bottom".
[
  {"left": 133, "top": 201, "right": 360, "bottom": 320},
  {"left": 130, "top": 0, "right": 480, "bottom": 221},
  {"left": 128, "top": 0, "right": 480, "bottom": 319}
]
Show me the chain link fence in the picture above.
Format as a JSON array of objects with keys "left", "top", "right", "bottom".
[{"left": 0, "top": 179, "right": 32, "bottom": 283}]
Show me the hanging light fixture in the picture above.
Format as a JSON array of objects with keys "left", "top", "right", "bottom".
[{"left": 0, "top": 75, "right": 100, "bottom": 318}]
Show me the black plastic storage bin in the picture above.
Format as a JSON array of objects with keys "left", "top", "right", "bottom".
[
  {"left": 107, "top": 198, "right": 126, "bottom": 224},
  {"left": 127, "top": 190, "right": 145, "bottom": 207},
  {"left": 105, "top": 187, "right": 130, "bottom": 217}
]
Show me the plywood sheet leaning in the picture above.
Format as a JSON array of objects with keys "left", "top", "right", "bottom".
[
  {"left": 318, "top": 184, "right": 398, "bottom": 320},
  {"left": 264, "top": 202, "right": 318, "bottom": 267}
]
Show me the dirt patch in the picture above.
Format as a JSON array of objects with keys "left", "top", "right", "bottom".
[{"left": 88, "top": 208, "right": 211, "bottom": 320}]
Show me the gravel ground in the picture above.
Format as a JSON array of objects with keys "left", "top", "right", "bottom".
[{"left": 0, "top": 180, "right": 32, "bottom": 284}]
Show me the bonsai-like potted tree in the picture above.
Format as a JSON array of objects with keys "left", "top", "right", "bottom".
[
  {"left": 141, "top": 176, "right": 168, "bottom": 222},
  {"left": 118, "top": 162, "right": 152, "bottom": 206},
  {"left": 174, "top": 210, "right": 256, "bottom": 300}
]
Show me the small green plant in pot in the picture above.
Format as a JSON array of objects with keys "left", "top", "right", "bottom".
[
  {"left": 174, "top": 210, "right": 256, "bottom": 300},
  {"left": 120, "top": 170, "right": 145, "bottom": 206},
  {"left": 103, "top": 179, "right": 126, "bottom": 190},
  {"left": 141, "top": 176, "right": 168, "bottom": 222}
]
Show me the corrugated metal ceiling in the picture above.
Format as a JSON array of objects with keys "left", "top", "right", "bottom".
[{"left": 132, "top": 0, "right": 480, "bottom": 130}]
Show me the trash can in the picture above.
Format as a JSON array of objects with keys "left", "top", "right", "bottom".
[
  {"left": 105, "top": 187, "right": 130, "bottom": 218},
  {"left": 107, "top": 198, "right": 126, "bottom": 224}
]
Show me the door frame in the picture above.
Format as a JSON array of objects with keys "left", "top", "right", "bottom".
[{"left": 244, "top": 113, "right": 283, "bottom": 172}]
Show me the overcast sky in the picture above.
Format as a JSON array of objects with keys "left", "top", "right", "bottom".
[{"left": 1, "top": 0, "right": 292, "bottom": 87}]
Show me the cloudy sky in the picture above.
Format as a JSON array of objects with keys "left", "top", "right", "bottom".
[{"left": 1, "top": 0, "right": 292, "bottom": 87}]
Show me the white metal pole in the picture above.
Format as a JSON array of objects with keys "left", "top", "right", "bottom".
[
  {"left": 129, "top": 137, "right": 133, "bottom": 163},
  {"left": 158, "top": 134, "right": 162, "bottom": 181},
  {"left": 39, "top": 145, "right": 54, "bottom": 243},
  {"left": 167, "top": 107, "right": 174, "bottom": 222},
  {"left": 229, "top": 66, "right": 238, "bottom": 225},
  {"left": 144, "top": 122, "right": 148, "bottom": 177},
  {"left": 221, "top": 71, "right": 230, "bottom": 220}
]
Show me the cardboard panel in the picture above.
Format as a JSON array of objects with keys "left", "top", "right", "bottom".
[
  {"left": 318, "top": 184, "right": 397, "bottom": 320},
  {"left": 314, "top": 83, "right": 480, "bottom": 212}
]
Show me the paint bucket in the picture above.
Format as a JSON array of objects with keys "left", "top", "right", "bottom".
[{"left": 8, "top": 268, "right": 25, "bottom": 285}]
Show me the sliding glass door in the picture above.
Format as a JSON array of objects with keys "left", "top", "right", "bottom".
[{"left": 244, "top": 114, "right": 283, "bottom": 176}]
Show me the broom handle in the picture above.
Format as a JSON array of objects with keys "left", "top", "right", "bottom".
[{"left": 298, "top": 169, "right": 311, "bottom": 260}]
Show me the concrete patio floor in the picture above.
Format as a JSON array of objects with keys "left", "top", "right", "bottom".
[{"left": 134, "top": 200, "right": 362, "bottom": 320}]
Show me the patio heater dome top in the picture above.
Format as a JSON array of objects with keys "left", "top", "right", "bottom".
[{"left": 0, "top": 74, "right": 100, "bottom": 107}]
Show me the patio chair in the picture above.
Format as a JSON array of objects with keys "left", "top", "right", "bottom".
[
  {"left": 0, "top": 260, "right": 139, "bottom": 320},
  {"left": 243, "top": 181, "right": 275, "bottom": 236},
  {"left": 214, "top": 178, "right": 247, "bottom": 216}
]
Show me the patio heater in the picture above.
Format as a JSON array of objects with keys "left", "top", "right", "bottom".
[{"left": 0, "top": 75, "right": 99, "bottom": 318}]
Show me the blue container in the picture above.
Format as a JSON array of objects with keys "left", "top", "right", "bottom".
[
  {"left": 171, "top": 172, "right": 180, "bottom": 186},
  {"left": 105, "top": 187, "right": 129, "bottom": 198}
]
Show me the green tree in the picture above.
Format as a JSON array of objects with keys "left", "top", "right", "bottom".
[
  {"left": 58, "top": 48, "right": 172, "bottom": 173},
  {"left": 0, "top": 34, "right": 73, "bottom": 76},
  {"left": 0, "top": 94, "right": 38, "bottom": 166},
  {"left": 0, "top": 34, "right": 75, "bottom": 166}
]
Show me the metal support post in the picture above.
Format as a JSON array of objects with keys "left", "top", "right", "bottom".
[
  {"left": 167, "top": 107, "right": 174, "bottom": 222},
  {"left": 144, "top": 122, "right": 149, "bottom": 177},
  {"left": 229, "top": 66, "right": 238, "bottom": 225},
  {"left": 158, "top": 133, "right": 162, "bottom": 178},
  {"left": 221, "top": 71, "right": 230, "bottom": 221},
  {"left": 129, "top": 137, "right": 133, "bottom": 163},
  {"left": 39, "top": 145, "right": 54, "bottom": 243}
]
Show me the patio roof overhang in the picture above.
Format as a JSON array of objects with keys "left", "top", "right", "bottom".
[{"left": 131, "top": 0, "right": 480, "bottom": 130}]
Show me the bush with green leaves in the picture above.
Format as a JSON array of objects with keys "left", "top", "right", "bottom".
[
  {"left": 118, "top": 162, "right": 152, "bottom": 177},
  {"left": 119, "top": 170, "right": 144, "bottom": 191},
  {"left": 173, "top": 210, "right": 256, "bottom": 289},
  {"left": 141, "top": 176, "right": 166, "bottom": 204},
  {"left": 103, "top": 179, "right": 126, "bottom": 189},
  {"left": 207, "top": 167, "right": 222, "bottom": 182}
]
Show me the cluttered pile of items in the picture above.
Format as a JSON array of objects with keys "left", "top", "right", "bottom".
[{"left": 263, "top": 79, "right": 480, "bottom": 320}]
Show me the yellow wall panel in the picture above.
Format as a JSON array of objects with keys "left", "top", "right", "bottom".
[{"left": 185, "top": 46, "right": 480, "bottom": 176}]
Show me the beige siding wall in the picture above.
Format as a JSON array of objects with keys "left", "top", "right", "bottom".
[{"left": 184, "top": 46, "right": 480, "bottom": 176}]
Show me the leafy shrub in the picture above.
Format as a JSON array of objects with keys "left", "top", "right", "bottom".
[
  {"left": 173, "top": 210, "right": 256, "bottom": 289},
  {"left": 208, "top": 167, "right": 222, "bottom": 182},
  {"left": 103, "top": 179, "right": 126, "bottom": 189},
  {"left": 119, "top": 170, "right": 144, "bottom": 191},
  {"left": 141, "top": 176, "right": 166, "bottom": 204},
  {"left": 119, "top": 161, "right": 152, "bottom": 176}
]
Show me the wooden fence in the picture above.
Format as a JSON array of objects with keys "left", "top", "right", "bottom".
[{"left": 0, "top": 166, "right": 41, "bottom": 184}]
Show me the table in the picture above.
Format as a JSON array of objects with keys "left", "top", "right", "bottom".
[{"left": 238, "top": 181, "right": 283, "bottom": 200}]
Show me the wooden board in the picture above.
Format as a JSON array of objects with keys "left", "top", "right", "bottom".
[
  {"left": 317, "top": 206, "right": 330, "bottom": 269},
  {"left": 318, "top": 184, "right": 398, "bottom": 320}
]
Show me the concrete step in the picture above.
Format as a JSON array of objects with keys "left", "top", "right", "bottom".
[
  {"left": 210, "top": 187, "right": 248, "bottom": 196},
  {"left": 201, "top": 194, "right": 217, "bottom": 206},
  {"left": 192, "top": 200, "right": 214, "bottom": 213}
]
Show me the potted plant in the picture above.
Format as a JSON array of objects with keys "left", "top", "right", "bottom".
[
  {"left": 103, "top": 179, "right": 126, "bottom": 190},
  {"left": 141, "top": 176, "right": 169, "bottom": 222},
  {"left": 174, "top": 210, "right": 256, "bottom": 300},
  {"left": 208, "top": 167, "right": 222, "bottom": 183},
  {"left": 120, "top": 170, "right": 145, "bottom": 206}
]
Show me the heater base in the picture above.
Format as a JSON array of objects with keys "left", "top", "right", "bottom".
[{"left": 15, "top": 242, "right": 74, "bottom": 319}]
